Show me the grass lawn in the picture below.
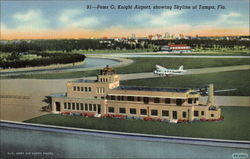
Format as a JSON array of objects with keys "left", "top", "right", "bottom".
[
  {"left": 24, "top": 106, "right": 250, "bottom": 141},
  {"left": 3, "top": 57, "right": 249, "bottom": 79},
  {"left": 3, "top": 70, "right": 99, "bottom": 79},
  {"left": 121, "top": 70, "right": 250, "bottom": 96}
]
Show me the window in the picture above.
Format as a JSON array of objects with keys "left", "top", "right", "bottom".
[
  {"left": 64, "top": 103, "right": 67, "bottom": 109},
  {"left": 93, "top": 104, "right": 96, "bottom": 111},
  {"left": 81, "top": 87, "right": 84, "bottom": 91},
  {"left": 108, "top": 107, "right": 115, "bottom": 113},
  {"left": 140, "top": 109, "right": 147, "bottom": 115},
  {"left": 68, "top": 103, "right": 71, "bottom": 109},
  {"left": 127, "top": 96, "right": 135, "bottom": 101},
  {"left": 183, "top": 112, "right": 187, "bottom": 118},
  {"left": 72, "top": 103, "right": 75, "bottom": 110},
  {"left": 111, "top": 96, "right": 116, "bottom": 100},
  {"left": 151, "top": 109, "right": 158, "bottom": 116},
  {"left": 88, "top": 87, "right": 91, "bottom": 92},
  {"left": 176, "top": 99, "right": 183, "bottom": 106},
  {"left": 194, "top": 111, "right": 199, "bottom": 117},
  {"left": 154, "top": 98, "right": 160, "bottom": 103},
  {"left": 119, "top": 108, "right": 126, "bottom": 114},
  {"left": 117, "top": 96, "right": 121, "bottom": 100},
  {"left": 89, "top": 104, "right": 92, "bottom": 111},
  {"left": 76, "top": 103, "right": 79, "bottom": 110},
  {"left": 85, "top": 87, "right": 88, "bottom": 92},
  {"left": 73, "top": 86, "right": 76, "bottom": 91},
  {"left": 85, "top": 104, "right": 88, "bottom": 111},
  {"left": 194, "top": 98, "right": 198, "bottom": 103},
  {"left": 201, "top": 111, "right": 204, "bottom": 115},
  {"left": 137, "top": 97, "right": 141, "bottom": 101},
  {"left": 77, "top": 87, "right": 80, "bottom": 91},
  {"left": 130, "top": 108, "right": 136, "bottom": 114},
  {"left": 165, "top": 98, "right": 170, "bottom": 104},
  {"left": 121, "top": 96, "right": 124, "bottom": 101},
  {"left": 80, "top": 103, "right": 84, "bottom": 110},
  {"left": 162, "top": 110, "right": 169, "bottom": 117},
  {"left": 211, "top": 114, "right": 214, "bottom": 117},
  {"left": 143, "top": 97, "right": 149, "bottom": 104},
  {"left": 188, "top": 98, "right": 193, "bottom": 104}
]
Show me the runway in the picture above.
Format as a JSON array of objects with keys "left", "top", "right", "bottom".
[{"left": 82, "top": 64, "right": 250, "bottom": 81}]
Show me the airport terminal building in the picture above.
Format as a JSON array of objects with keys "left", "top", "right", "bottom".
[
  {"left": 51, "top": 66, "right": 221, "bottom": 121},
  {"left": 161, "top": 44, "right": 192, "bottom": 53}
]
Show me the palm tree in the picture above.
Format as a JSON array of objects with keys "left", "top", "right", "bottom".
[{"left": 41, "top": 96, "right": 52, "bottom": 112}]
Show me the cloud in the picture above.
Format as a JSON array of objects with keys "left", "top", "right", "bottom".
[
  {"left": 58, "top": 9, "right": 102, "bottom": 28},
  {"left": 59, "top": 9, "right": 82, "bottom": 23},
  {"left": 132, "top": 10, "right": 183, "bottom": 27},
  {"left": 12, "top": 9, "right": 49, "bottom": 30},
  {"left": 204, "top": 12, "right": 247, "bottom": 27}
]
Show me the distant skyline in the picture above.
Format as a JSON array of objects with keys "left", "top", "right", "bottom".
[{"left": 1, "top": 0, "right": 249, "bottom": 40}]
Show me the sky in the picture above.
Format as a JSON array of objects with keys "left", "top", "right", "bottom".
[{"left": 1, "top": 0, "right": 249, "bottom": 40}]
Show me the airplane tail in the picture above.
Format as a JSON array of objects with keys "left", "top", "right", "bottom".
[{"left": 179, "top": 65, "right": 184, "bottom": 70}]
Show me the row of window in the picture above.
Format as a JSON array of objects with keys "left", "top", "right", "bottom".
[
  {"left": 64, "top": 102, "right": 100, "bottom": 112},
  {"left": 96, "top": 87, "right": 105, "bottom": 94},
  {"left": 99, "top": 77, "right": 111, "bottom": 83},
  {"left": 109, "top": 95, "right": 198, "bottom": 105},
  {"left": 108, "top": 107, "right": 181, "bottom": 118},
  {"left": 108, "top": 107, "right": 213, "bottom": 118},
  {"left": 73, "top": 86, "right": 92, "bottom": 92}
]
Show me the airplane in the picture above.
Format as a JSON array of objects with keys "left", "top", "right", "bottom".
[
  {"left": 153, "top": 65, "right": 187, "bottom": 76},
  {"left": 193, "top": 86, "right": 237, "bottom": 96}
]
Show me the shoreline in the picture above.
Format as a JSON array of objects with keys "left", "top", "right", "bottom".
[
  {"left": 0, "top": 56, "right": 134, "bottom": 76},
  {"left": 0, "top": 61, "right": 84, "bottom": 73}
]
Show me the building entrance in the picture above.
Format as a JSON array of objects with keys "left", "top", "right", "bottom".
[
  {"left": 98, "top": 105, "right": 101, "bottom": 114},
  {"left": 173, "top": 111, "right": 177, "bottom": 119},
  {"left": 55, "top": 102, "right": 61, "bottom": 112}
]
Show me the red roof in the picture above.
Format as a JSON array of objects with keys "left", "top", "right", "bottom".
[{"left": 167, "top": 44, "right": 189, "bottom": 47}]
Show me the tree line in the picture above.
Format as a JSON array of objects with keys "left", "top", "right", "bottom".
[
  {"left": 1, "top": 39, "right": 249, "bottom": 53},
  {"left": 0, "top": 52, "right": 86, "bottom": 69}
]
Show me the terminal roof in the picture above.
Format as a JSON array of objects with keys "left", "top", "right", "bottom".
[
  {"left": 50, "top": 93, "right": 66, "bottom": 97},
  {"left": 71, "top": 79, "right": 96, "bottom": 83},
  {"left": 115, "top": 86, "right": 190, "bottom": 93}
]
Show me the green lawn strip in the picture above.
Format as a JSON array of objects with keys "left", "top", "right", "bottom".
[
  {"left": 24, "top": 107, "right": 250, "bottom": 140},
  {"left": 2, "top": 57, "right": 249, "bottom": 79},
  {"left": 147, "top": 53, "right": 249, "bottom": 56},
  {"left": 121, "top": 70, "right": 250, "bottom": 96},
  {"left": 1, "top": 70, "right": 99, "bottom": 79}
]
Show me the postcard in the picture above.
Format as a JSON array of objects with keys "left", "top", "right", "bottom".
[{"left": 0, "top": 0, "right": 249, "bottom": 158}]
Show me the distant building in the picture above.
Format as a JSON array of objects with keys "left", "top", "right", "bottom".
[
  {"left": 161, "top": 44, "right": 192, "bottom": 53},
  {"left": 50, "top": 66, "right": 221, "bottom": 122}
]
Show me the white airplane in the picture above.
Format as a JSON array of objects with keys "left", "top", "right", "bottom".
[{"left": 154, "top": 65, "right": 187, "bottom": 76}]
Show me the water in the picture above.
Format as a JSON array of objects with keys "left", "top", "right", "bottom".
[
  {"left": 0, "top": 58, "right": 119, "bottom": 75},
  {"left": 1, "top": 126, "right": 249, "bottom": 159}
]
